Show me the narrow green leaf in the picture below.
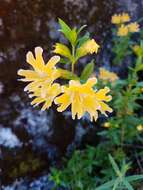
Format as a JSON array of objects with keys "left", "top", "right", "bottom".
[
  {"left": 77, "top": 25, "right": 87, "bottom": 34},
  {"left": 95, "top": 179, "right": 115, "bottom": 190},
  {"left": 70, "top": 28, "right": 77, "bottom": 45},
  {"left": 58, "top": 18, "right": 77, "bottom": 46},
  {"left": 54, "top": 43, "right": 72, "bottom": 61},
  {"left": 113, "top": 178, "right": 121, "bottom": 190},
  {"left": 126, "top": 174, "right": 143, "bottom": 182},
  {"left": 77, "top": 32, "right": 90, "bottom": 47},
  {"left": 123, "top": 179, "right": 134, "bottom": 190},
  {"left": 80, "top": 61, "right": 94, "bottom": 82},
  {"left": 58, "top": 18, "right": 72, "bottom": 42},
  {"left": 108, "top": 154, "right": 122, "bottom": 178}
]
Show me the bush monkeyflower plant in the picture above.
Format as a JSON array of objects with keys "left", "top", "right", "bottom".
[
  {"left": 49, "top": 14, "right": 143, "bottom": 190},
  {"left": 16, "top": 14, "right": 143, "bottom": 190},
  {"left": 111, "top": 13, "right": 140, "bottom": 65},
  {"left": 18, "top": 19, "right": 112, "bottom": 122}
]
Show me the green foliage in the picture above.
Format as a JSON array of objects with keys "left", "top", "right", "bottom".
[
  {"left": 50, "top": 146, "right": 97, "bottom": 190},
  {"left": 50, "top": 17, "right": 143, "bottom": 190},
  {"left": 58, "top": 18, "right": 77, "bottom": 46},
  {"left": 112, "top": 35, "right": 131, "bottom": 65},
  {"left": 50, "top": 147, "right": 143, "bottom": 190},
  {"left": 80, "top": 60, "right": 94, "bottom": 82},
  {"left": 96, "top": 154, "right": 143, "bottom": 190},
  {"left": 57, "top": 18, "right": 95, "bottom": 74}
]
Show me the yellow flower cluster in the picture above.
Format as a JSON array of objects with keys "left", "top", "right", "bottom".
[
  {"left": 117, "top": 22, "right": 139, "bottom": 36},
  {"left": 112, "top": 13, "right": 140, "bottom": 36},
  {"left": 18, "top": 47, "right": 112, "bottom": 121},
  {"left": 99, "top": 68, "right": 119, "bottom": 82},
  {"left": 18, "top": 47, "right": 61, "bottom": 110},
  {"left": 111, "top": 13, "right": 130, "bottom": 24},
  {"left": 137, "top": 125, "right": 143, "bottom": 131},
  {"left": 55, "top": 78, "right": 112, "bottom": 121}
]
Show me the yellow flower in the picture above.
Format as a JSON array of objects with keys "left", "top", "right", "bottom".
[
  {"left": 53, "top": 43, "right": 72, "bottom": 60},
  {"left": 103, "top": 122, "right": 110, "bottom": 128},
  {"left": 29, "top": 83, "right": 61, "bottom": 111},
  {"left": 117, "top": 24, "right": 129, "bottom": 36},
  {"left": 18, "top": 47, "right": 61, "bottom": 93},
  {"left": 99, "top": 68, "right": 119, "bottom": 82},
  {"left": 120, "top": 13, "right": 130, "bottom": 23},
  {"left": 111, "top": 14, "right": 121, "bottom": 24},
  {"left": 54, "top": 78, "right": 112, "bottom": 121},
  {"left": 76, "top": 39, "right": 100, "bottom": 59},
  {"left": 127, "top": 22, "right": 140, "bottom": 33},
  {"left": 83, "top": 39, "right": 100, "bottom": 54},
  {"left": 137, "top": 125, "right": 143, "bottom": 131}
]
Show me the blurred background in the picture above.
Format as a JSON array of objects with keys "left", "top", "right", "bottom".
[{"left": 0, "top": 0, "right": 143, "bottom": 189}]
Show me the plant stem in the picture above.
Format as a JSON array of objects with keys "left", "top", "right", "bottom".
[
  {"left": 72, "top": 62, "right": 74, "bottom": 73},
  {"left": 121, "top": 125, "right": 125, "bottom": 145},
  {"left": 71, "top": 45, "right": 75, "bottom": 74}
]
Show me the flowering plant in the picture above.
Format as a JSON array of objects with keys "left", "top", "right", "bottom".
[
  {"left": 18, "top": 19, "right": 112, "bottom": 122},
  {"left": 111, "top": 13, "right": 140, "bottom": 65}
]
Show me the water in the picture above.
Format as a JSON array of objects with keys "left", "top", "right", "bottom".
[{"left": 0, "top": 0, "right": 143, "bottom": 189}]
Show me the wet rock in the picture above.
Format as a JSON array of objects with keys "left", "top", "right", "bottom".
[{"left": 0, "top": 126, "right": 22, "bottom": 148}]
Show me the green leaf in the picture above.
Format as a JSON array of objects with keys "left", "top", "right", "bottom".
[
  {"left": 137, "top": 81, "right": 143, "bottom": 87},
  {"left": 58, "top": 18, "right": 72, "bottom": 40},
  {"left": 54, "top": 43, "right": 72, "bottom": 61},
  {"left": 108, "top": 154, "right": 122, "bottom": 178},
  {"left": 80, "top": 61, "right": 94, "bottom": 82},
  {"left": 95, "top": 179, "right": 116, "bottom": 190},
  {"left": 58, "top": 18, "right": 77, "bottom": 46},
  {"left": 70, "top": 28, "right": 77, "bottom": 45},
  {"left": 123, "top": 179, "right": 134, "bottom": 190},
  {"left": 77, "top": 32, "right": 90, "bottom": 47},
  {"left": 126, "top": 175, "right": 143, "bottom": 182},
  {"left": 112, "top": 178, "right": 121, "bottom": 190},
  {"left": 136, "top": 63, "right": 143, "bottom": 72},
  {"left": 77, "top": 25, "right": 87, "bottom": 34},
  {"left": 58, "top": 69, "right": 79, "bottom": 80}
]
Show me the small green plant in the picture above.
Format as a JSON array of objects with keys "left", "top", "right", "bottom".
[
  {"left": 50, "top": 146, "right": 97, "bottom": 190},
  {"left": 96, "top": 154, "right": 143, "bottom": 190},
  {"left": 50, "top": 147, "right": 143, "bottom": 190}
]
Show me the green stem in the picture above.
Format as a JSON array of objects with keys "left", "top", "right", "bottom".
[
  {"left": 72, "top": 62, "right": 74, "bottom": 74},
  {"left": 71, "top": 45, "right": 75, "bottom": 74},
  {"left": 121, "top": 124, "right": 125, "bottom": 145}
]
